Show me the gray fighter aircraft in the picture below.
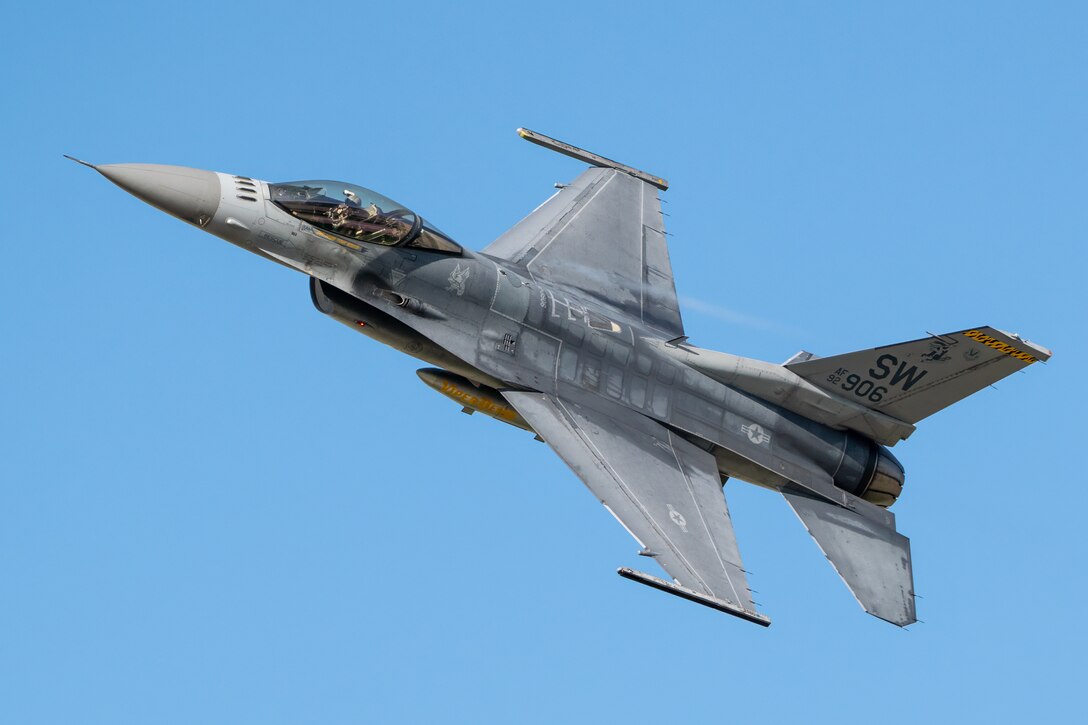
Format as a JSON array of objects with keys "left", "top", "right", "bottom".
[{"left": 70, "top": 129, "right": 1050, "bottom": 627}]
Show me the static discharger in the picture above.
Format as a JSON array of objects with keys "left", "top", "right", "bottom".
[{"left": 517, "top": 128, "right": 669, "bottom": 191}]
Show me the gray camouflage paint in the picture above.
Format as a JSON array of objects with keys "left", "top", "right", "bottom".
[{"left": 76, "top": 135, "right": 1049, "bottom": 627}]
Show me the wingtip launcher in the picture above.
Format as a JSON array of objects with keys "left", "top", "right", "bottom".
[
  {"left": 618, "top": 568, "right": 771, "bottom": 626},
  {"left": 517, "top": 127, "right": 669, "bottom": 191}
]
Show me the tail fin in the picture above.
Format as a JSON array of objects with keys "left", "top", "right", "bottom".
[{"left": 785, "top": 327, "right": 1051, "bottom": 424}]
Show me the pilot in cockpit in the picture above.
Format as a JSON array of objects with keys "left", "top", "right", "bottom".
[
  {"left": 272, "top": 180, "right": 459, "bottom": 250},
  {"left": 343, "top": 189, "right": 383, "bottom": 220}
]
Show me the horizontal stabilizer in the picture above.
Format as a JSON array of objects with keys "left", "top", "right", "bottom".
[
  {"left": 783, "top": 492, "right": 916, "bottom": 626},
  {"left": 786, "top": 327, "right": 1051, "bottom": 424}
]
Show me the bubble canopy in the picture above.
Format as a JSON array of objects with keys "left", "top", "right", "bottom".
[{"left": 269, "top": 181, "right": 461, "bottom": 253}]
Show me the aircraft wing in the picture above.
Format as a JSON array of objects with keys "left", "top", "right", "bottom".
[
  {"left": 502, "top": 390, "right": 768, "bottom": 625},
  {"left": 482, "top": 166, "right": 684, "bottom": 339}
]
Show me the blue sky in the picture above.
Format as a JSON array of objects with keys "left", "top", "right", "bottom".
[{"left": 2, "top": 2, "right": 1085, "bottom": 723}]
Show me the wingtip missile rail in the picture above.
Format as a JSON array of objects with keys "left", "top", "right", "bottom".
[
  {"left": 618, "top": 568, "right": 772, "bottom": 626},
  {"left": 517, "top": 127, "right": 669, "bottom": 191}
]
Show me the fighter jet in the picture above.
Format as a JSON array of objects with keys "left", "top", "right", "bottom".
[{"left": 70, "top": 129, "right": 1050, "bottom": 626}]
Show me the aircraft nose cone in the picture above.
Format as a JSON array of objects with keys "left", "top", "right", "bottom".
[{"left": 97, "top": 163, "right": 221, "bottom": 227}]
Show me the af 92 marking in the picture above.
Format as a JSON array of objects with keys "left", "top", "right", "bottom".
[{"left": 827, "top": 367, "right": 887, "bottom": 403}]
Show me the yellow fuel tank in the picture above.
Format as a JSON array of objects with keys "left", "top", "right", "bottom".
[{"left": 416, "top": 368, "right": 534, "bottom": 433}]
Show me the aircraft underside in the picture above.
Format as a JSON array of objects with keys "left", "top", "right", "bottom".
[{"left": 74, "top": 127, "right": 1050, "bottom": 628}]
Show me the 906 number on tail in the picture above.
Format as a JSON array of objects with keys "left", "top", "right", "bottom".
[{"left": 827, "top": 368, "right": 888, "bottom": 403}]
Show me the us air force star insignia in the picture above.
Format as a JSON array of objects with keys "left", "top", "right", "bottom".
[
  {"left": 667, "top": 504, "right": 688, "bottom": 532},
  {"left": 447, "top": 263, "right": 471, "bottom": 296},
  {"left": 742, "top": 423, "right": 770, "bottom": 445}
]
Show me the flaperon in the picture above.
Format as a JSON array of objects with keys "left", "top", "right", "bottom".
[{"left": 70, "top": 128, "right": 1051, "bottom": 626}]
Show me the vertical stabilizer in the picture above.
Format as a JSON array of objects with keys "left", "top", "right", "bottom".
[{"left": 785, "top": 327, "right": 1051, "bottom": 424}]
